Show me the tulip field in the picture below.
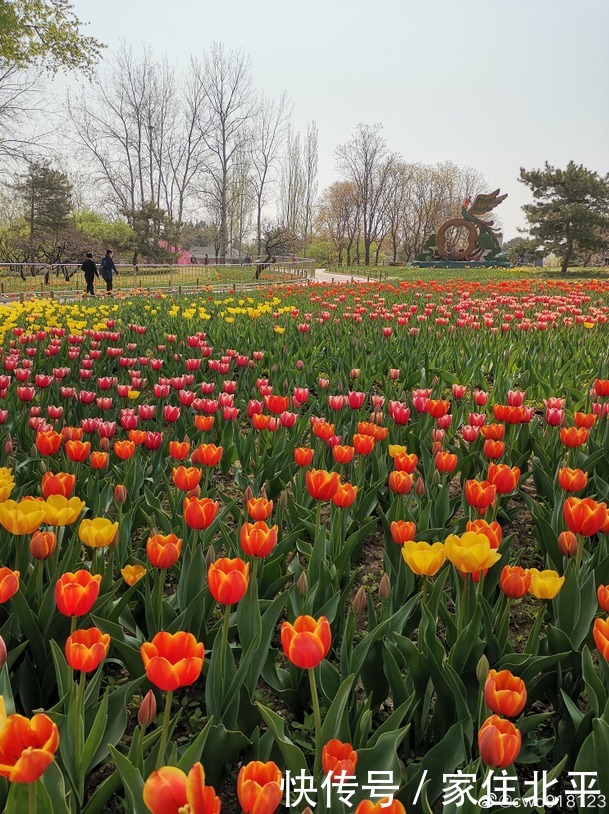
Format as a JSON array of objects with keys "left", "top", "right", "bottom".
[{"left": 1, "top": 277, "right": 609, "bottom": 814}]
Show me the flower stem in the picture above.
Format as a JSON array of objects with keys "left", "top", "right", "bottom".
[
  {"left": 218, "top": 603, "right": 231, "bottom": 698},
  {"left": 524, "top": 603, "right": 546, "bottom": 655},
  {"left": 457, "top": 576, "right": 469, "bottom": 636},
  {"left": 28, "top": 781, "right": 36, "bottom": 814},
  {"left": 156, "top": 690, "right": 173, "bottom": 769},
  {"left": 575, "top": 534, "right": 584, "bottom": 572},
  {"left": 308, "top": 667, "right": 323, "bottom": 777}
]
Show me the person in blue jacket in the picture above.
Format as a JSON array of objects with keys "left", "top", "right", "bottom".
[{"left": 99, "top": 249, "right": 119, "bottom": 294}]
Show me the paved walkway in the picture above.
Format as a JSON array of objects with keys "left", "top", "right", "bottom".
[{"left": 313, "top": 269, "right": 370, "bottom": 283}]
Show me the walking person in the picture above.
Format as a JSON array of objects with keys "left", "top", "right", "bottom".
[
  {"left": 81, "top": 252, "right": 99, "bottom": 296},
  {"left": 100, "top": 249, "right": 119, "bottom": 295}
]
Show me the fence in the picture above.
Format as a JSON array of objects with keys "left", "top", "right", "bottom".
[{"left": 0, "top": 260, "right": 316, "bottom": 299}]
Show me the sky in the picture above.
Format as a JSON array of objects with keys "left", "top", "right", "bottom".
[{"left": 64, "top": 0, "right": 609, "bottom": 240}]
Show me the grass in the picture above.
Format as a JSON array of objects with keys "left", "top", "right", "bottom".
[
  {"left": 0, "top": 262, "right": 315, "bottom": 295},
  {"left": 323, "top": 265, "right": 609, "bottom": 282}
]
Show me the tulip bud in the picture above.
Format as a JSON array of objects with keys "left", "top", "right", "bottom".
[
  {"left": 3, "top": 435, "right": 12, "bottom": 456},
  {"left": 476, "top": 653, "right": 490, "bottom": 685},
  {"left": 432, "top": 469, "right": 441, "bottom": 487},
  {"left": 278, "top": 490, "right": 288, "bottom": 509},
  {"left": 415, "top": 476, "right": 425, "bottom": 497},
  {"left": 0, "top": 634, "right": 7, "bottom": 669},
  {"left": 30, "top": 530, "right": 57, "bottom": 560},
  {"left": 205, "top": 546, "right": 216, "bottom": 567},
  {"left": 99, "top": 436, "right": 110, "bottom": 452},
  {"left": 296, "top": 570, "right": 308, "bottom": 595},
  {"left": 303, "top": 809, "right": 314, "bottom": 814},
  {"left": 432, "top": 441, "right": 443, "bottom": 456},
  {"left": 389, "top": 368, "right": 400, "bottom": 380},
  {"left": 114, "top": 484, "right": 127, "bottom": 505},
  {"left": 558, "top": 530, "right": 578, "bottom": 557},
  {"left": 378, "top": 572, "right": 391, "bottom": 601},
  {"left": 244, "top": 486, "right": 254, "bottom": 506},
  {"left": 138, "top": 690, "right": 157, "bottom": 728},
  {"left": 352, "top": 585, "right": 367, "bottom": 616},
  {"left": 186, "top": 484, "right": 201, "bottom": 499}
]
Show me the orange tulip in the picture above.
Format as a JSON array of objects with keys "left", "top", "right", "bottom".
[
  {"left": 388, "top": 470, "right": 413, "bottom": 495},
  {"left": 594, "top": 379, "right": 609, "bottom": 397},
  {"left": 147, "top": 533, "right": 183, "bottom": 569},
  {"left": 332, "top": 445, "right": 355, "bottom": 464},
  {"left": 352, "top": 434, "right": 375, "bottom": 455},
  {"left": 312, "top": 420, "right": 335, "bottom": 441},
  {"left": 30, "top": 530, "right": 57, "bottom": 560},
  {"left": 484, "top": 669, "right": 527, "bottom": 717},
  {"left": 128, "top": 430, "right": 147, "bottom": 446},
  {"left": 371, "top": 424, "right": 388, "bottom": 441},
  {"left": 237, "top": 760, "right": 283, "bottom": 814},
  {"left": 574, "top": 411, "right": 596, "bottom": 429},
  {"left": 65, "top": 627, "right": 110, "bottom": 672},
  {"left": 0, "top": 710, "right": 59, "bottom": 782},
  {"left": 426, "top": 399, "right": 450, "bottom": 418},
  {"left": 183, "top": 496, "right": 219, "bottom": 530},
  {"left": 252, "top": 414, "right": 271, "bottom": 431},
  {"left": 564, "top": 497, "right": 607, "bottom": 536},
  {"left": 322, "top": 739, "right": 358, "bottom": 777},
  {"left": 558, "top": 530, "right": 578, "bottom": 557},
  {"left": 354, "top": 801, "right": 406, "bottom": 814},
  {"left": 194, "top": 415, "right": 215, "bottom": 432},
  {"left": 390, "top": 520, "right": 416, "bottom": 544},
  {"left": 281, "top": 615, "right": 331, "bottom": 669},
  {"left": 65, "top": 440, "right": 91, "bottom": 463},
  {"left": 191, "top": 443, "right": 223, "bottom": 466},
  {"left": 499, "top": 565, "right": 531, "bottom": 598},
  {"left": 394, "top": 452, "right": 419, "bottom": 473},
  {"left": 143, "top": 762, "right": 220, "bottom": 814},
  {"left": 435, "top": 451, "right": 457, "bottom": 473},
  {"left": 140, "top": 631, "right": 204, "bottom": 691},
  {"left": 483, "top": 439, "right": 506, "bottom": 460},
  {"left": 488, "top": 463, "right": 520, "bottom": 494},
  {"left": 0, "top": 567, "right": 19, "bottom": 603},
  {"left": 306, "top": 469, "right": 341, "bottom": 501},
  {"left": 246, "top": 497, "right": 274, "bottom": 521},
  {"left": 560, "top": 426, "right": 588, "bottom": 448},
  {"left": 294, "top": 447, "right": 314, "bottom": 466},
  {"left": 593, "top": 616, "right": 609, "bottom": 660},
  {"left": 466, "top": 519, "right": 502, "bottom": 549},
  {"left": 55, "top": 570, "right": 101, "bottom": 617},
  {"left": 478, "top": 714, "right": 521, "bottom": 767},
  {"left": 464, "top": 479, "right": 496, "bottom": 513},
  {"left": 172, "top": 466, "right": 202, "bottom": 491},
  {"left": 35, "top": 430, "right": 62, "bottom": 456},
  {"left": 240, "top": 522, "right": 278, "bottom": 558},
  {"left": 89, "top": 451, "right": 108, "bottom": 470},
  {"left": 597, "top": 585, "right": 609, "bottom": 613},
  {"left": 41, "top": 471, "right": 75, "bottom": 498},
  {"left": 481, "top": 423, "right": 505, "bottom": 440},
  {"left": 207, "top": 557, "right": 250, "bottom": 604},
  {"left": 557, "top": 467, "right": 588, "bottom": 492},
  {"left": 332, "top": 482, "right": 358, "bottom": 509},
  {"left": 168, "top": 441, "right": 190, "bottom": 460},
  {"left": 114, "top": 440, "right": 136, "bottom": 460}
]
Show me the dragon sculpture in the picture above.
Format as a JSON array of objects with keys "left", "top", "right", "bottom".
[{"left": 416, "top": 188, "right": 509, "bottom": 264}]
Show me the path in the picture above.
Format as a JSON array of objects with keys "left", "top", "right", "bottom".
[{"left": 313, "top": 268, "right": 370, "bottom": 283}]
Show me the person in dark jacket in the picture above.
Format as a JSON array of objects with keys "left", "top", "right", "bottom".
[
  {"left": 99, "top": 249, "right": 118, "bottom": 294},
  {"left": 81, "top": 252, "right": 99, "bottom": 296}
]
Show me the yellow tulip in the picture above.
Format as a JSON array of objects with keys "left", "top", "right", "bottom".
[
  {"left": 402, "top": 541, "right": 446, "bottom": 576},
  {"left": 528, "top": 568, "right": 565, "bottom": 599},
  {"left": 43, "top": 495, "right": 86, "bottom": 527},
  {"left": 121, "top": 564, "right": 146, "bottom": 586},
  {"left": 78, "top": 518, "right": 119, "bottom": 549},
  {"left": 0, "top": 498, "right": 46, "bottom": 535},
  {"left": 388, "top": 445, "right": 407, "bottom": 458},
  {"left": 445, "top": 531, "right": 502, "bottom": 574},
  {"left": 0, "top": 469, "right": 15, "bottom": 503}
]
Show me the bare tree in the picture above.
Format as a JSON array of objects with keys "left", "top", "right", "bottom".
[
  {"left": 68, "top": 45, "right": 207, "bottom": 231},
  {"left": 302, "top": 121, "right": 318, "bottom": 257},
  {"left": 249, "top": 91, "right": 290, "bottom": 255},
  {"left": 335, "top": 123, "right": 396, "bottom": 265},
  {"left": 316, "top": 180, "right": 361, "bottom": 265},
  {"left": 196, "top": 43, "right": 253, "bottom": 261},
  {"left": 0, "top": 65, "right": 51, "bottom": 168},
  {"left": 278, "top": 125, "right": 304, "bottom": 244}
]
